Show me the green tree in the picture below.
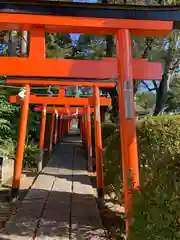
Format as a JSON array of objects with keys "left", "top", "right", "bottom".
[
  {"left": 135, "top": 92, "right": 156, "bottom": 111},
  {"left": 99, "top": 0, "right": 180, "bottom": 119}
]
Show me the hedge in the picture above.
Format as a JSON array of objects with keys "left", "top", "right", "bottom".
[
  {"left": 103, "top": 116, "right": 180, "bottom": 240},
  {"left": 23, "top": 143, "right": 40, "bottom": 168},
  {"left": 91, "top": 121, "right": 117, "bottom": 157}
]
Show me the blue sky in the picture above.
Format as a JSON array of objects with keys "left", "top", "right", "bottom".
[{"left": 71, "top": 0, "right": 97, "bottom": 41}]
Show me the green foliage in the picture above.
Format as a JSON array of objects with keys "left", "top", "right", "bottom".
[
  {"left": 91, "top": 120, "right": 117, "bottom": 157},
  {"left": 131, "top": 116, "right": 180, "bottom": 240},
  {"left": 0, "top": 137, "right": 15, "bottom": 157},
  {"left": 45, "top": 33, "right": 73, "bottom": 58},
  {"left": 103, "top": 117, "right": 180, "bottom": 239},
  {"left": 27, "top": 108, "right": 41, "bottom": 142},
  {"left": 103, "top": 130, "right": 123, "bottom": 201},
  {"left": 23, "top": 143, "right": 40, "bottom": 168},
  {"left": 166, "top": 76, "right": 180, "bottom": 111},
  {"left": 0, "top": 89, "right": 19, "bottom": 156},
  {"left": 101, "top": 122, "right": 118, "bottom": 146},
  {"left": 135, "top": 92, "right": 156, "bottom": 111}
]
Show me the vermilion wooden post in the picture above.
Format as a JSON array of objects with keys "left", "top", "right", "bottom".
[
  {"left": 62, "top": 119, "right": 66, "bottom": 137},
  {"left": 79, "top": 117, "right": 82, "bottom": 137},
  {"left": 61, "top": 119, "right": 64, "bottom": 138},
  {"left": 94, "top": 87, "right": 104, "bottom": 197},
  {"left": 82, "top": 116, "right": 85, "bottom": 144},
  {"left": 116, "top": 29, "right": 140, "bottom": 234},
  {"left": 54, "top": 111, "right": 58, "bottom": 145},
  {"left": 83, "top": 115, "right": 86, "bottom": 145},
  {"left": 68, "top": 120, "right": 71, "bottom": 131},
  {"left": 11, "top": 85, "right": 30, "bottom": 198},
  {"left": 58, "top": 88, "right": 65, "bottom": 97},
  {"left": 29, "top": 27, "right": 45, "bottom": 60},
  {"left": 49, "top": 111, "right": 55, "bottom": 152},
  {"left": 57, "top": 116, "right": 60, "bottom": 140},
  {"left": 60, "top": 115, "right": 63, "bottom": 139},
  {"left": 38, "top": 104, "right": 47, "bottom": 172},
  {"left": 84, "top": 107, "right": 88, "bottom": 148},
  {"left": 87, "top": 105, "right": 93, "bottom": 172},
  {"left": 64, "top": 120, "right": 67, "bottom": 135}
]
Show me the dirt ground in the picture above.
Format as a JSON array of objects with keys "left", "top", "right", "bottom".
[
  {"left": 90, "top": 174, "right": 126, "bottom": 240},
  {"left": 98, "top": 196, "right": 126, "bottom": 240}
]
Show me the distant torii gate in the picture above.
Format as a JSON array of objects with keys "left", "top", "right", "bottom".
[{"left": 34, "top": 105, "right": 95, "bottom": 170}]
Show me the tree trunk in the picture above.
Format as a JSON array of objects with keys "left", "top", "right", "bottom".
[
  {"left": 20, "top": 31, "right": 28, "bottom": 57},
  {"left": 8, "top": 31, "right": 17, "bottom": 56},
  {"left": 153, "top": 73, "right": 168, "bottom": 115},
  {"left": 153, "top": 46, "right": 173, "bottom": 115}
]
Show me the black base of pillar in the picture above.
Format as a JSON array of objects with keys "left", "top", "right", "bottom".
[
  {"left": 97, "top": 188, "right": 104, "bottom": 198},
  {"left": 10, "top": 187, "right": 19, "bottom": 201}
]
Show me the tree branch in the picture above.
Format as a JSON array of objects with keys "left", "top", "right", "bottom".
[
  {"left": 141, "top": 80, "right": 156, "bottom": 92},
  {"left": 142, "top": 37, "right": 154, "bottom": 59},
  {"left": 169, "top": 59, "right": 180, "bottom": 71},
  {"left": 158, "top": 0, "right": 164, "bottom": 4},
  {"left": 152, "top": 80, "right": 158, "bottom": 89}
]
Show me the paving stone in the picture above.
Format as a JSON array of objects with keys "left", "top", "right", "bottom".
[
  {"left": 58, "top": 168, "right": 72, "bottom": 175},
  {"left": 41, "top": 209, "right": 70, "bottom": 222},
  {"left": 72, "top": 194, "right": 95, "bottom": 204},
  {"left": 35, "top": 224, "right": 69, "bottom": 240},
  {"left": 71, "top": 217, "right": 106, "bottom": 240},
  {"left": 45, "top": 198, "right": 70, "bottom": 210},
  {"left": 2, "top": 210, "right": 39, "bottom": 239},
  {"left": 18, "top": 199, "right": 45, "bottom": 212},
  {"left": 25, "top": 189, "right": 49, "bottom": 200},
  {"left": 0, "top": 233, "right": 33, "bottom": 240},
  {"left": 47, "top": 191, "right": 71, "bottom": 201},
  {"left": 73, "top": 185, "right": 94, "bottom": 195},
  {"left": 42, "top": 166, "right": 59, "bottom": 175},
  {"left": 31, "top": 175, "right": 55, "bottom": 190},
  {"left": 36, "top": 211, "right": 70, "bottom": 240},
  {"left": 44, "top": 202, "right": 70, "bottom": 213},
  {"left": 52, "top": 178, "right": 72, "bottom": 193}
]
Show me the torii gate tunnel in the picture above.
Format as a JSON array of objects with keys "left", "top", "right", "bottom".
[
  {"left": 0, "top": 0, "right": 176, "bottom": 234},
  {"left": 10, "top": 89, "right": 112, "bottom": 192}
]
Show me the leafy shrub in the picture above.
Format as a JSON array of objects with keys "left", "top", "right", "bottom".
[
  {"left": 0, "top": 137, "right": 15, "bottom": 157},
  {"left": 103, "top": 130, "right": 123, "bottom": 201},
  {"left": 91, "top": 121, "right": 117, "bottom": 157},
  {"left": 103, "top": 116, "right": 180, "bottom": 239},
  {"left": 101, "top": 122, "right": 117, "bottom": 146},
  {"left": 23, "top": 143, "right": 40, "bottom": 168}
]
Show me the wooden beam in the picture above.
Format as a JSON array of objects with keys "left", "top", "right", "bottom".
[
  {"left": 6, "top": 79, "right": 116, "bottom": 87},
  {"left": 0, "top": 13, "right": 172, "bottom": 36},
  {"left": 1, "top": 58, "right": 162, "bottom": 80},
  {"left": 9, "top": 95, "right": 112, "bottom": 106},
  {"left": 34, "top": 106, "right": 94, "bottom": 114}
]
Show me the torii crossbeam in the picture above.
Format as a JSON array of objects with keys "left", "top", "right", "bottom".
[
  {"left": 1, "top": 58, "right": 162, "bottom": 81},
  {"left": 33, "top": 106, "right": 94, "bottom": 114},
  {"left": 9, "top": 95, "right": 111, "bottom": 106}
]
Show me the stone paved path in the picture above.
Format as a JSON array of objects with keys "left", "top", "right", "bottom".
[{"left": 0, "top": 130, "right": 106, "bottom": 239}]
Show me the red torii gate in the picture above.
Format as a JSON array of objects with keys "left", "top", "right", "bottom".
[{"left": 0, "top": 2, "right": 172, "bottom": 233}]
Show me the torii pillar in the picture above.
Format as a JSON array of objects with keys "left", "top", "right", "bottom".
[{"left": 116, "top": 29, "right": 140, "bottom": 233}]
